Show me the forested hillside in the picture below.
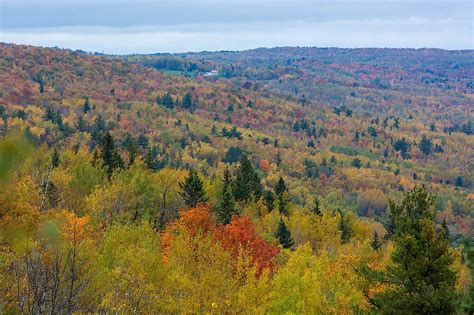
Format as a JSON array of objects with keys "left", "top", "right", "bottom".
[{"left": 0, "top": 43, "right": 473, "bottom": 313}]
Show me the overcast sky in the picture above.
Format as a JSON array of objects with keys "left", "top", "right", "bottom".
[{"left": 1, "top": 0, "right": 472, "bottom": 54}]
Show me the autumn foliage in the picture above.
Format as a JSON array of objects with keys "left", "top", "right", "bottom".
[{"left": 162, "top": 205, "right": 279, "bottom": 275}]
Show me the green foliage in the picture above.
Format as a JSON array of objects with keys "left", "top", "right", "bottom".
[
  {"left": 370, "top": 231, "right": 382, "bottom": 251},
  {"left": 419, "top": 135, "right": 433, "bottom": 155},
  {"left": 179, "top": 169, "right": 208, "bottom": 208},
  {"left": 275, "top": 218, "right": 294, "bottom": 249},
  {"left": 338, "top": 209, "right": 351, "bottom": 244},
  {"left": 311, "top": 198, "right": 322, "bottom": 216},
  {"left": 232, "top": 156, "right": 261, "bottom": 202},
  {"left": 361, "top": 187, "right": 458, "bottom": 314},
  {"left": 98, "top": 132, "right": 124, "bottom": 178},
  {"left": 51, "top": 147, "right": 60, "bottom": 168},
  {"left": 215, "top": 167, "right": 237, "bottom": 224}
]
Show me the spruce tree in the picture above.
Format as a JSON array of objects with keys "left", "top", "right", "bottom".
[
  {"left": 455, "top": 176, "right": 464, "bottom": 187},
  {"left": 51, "top": 147, "right": 60, "bottom": 168},
  {"left": 275, "top": 151, "right": 282, "bottom": 166},
  {"left": 76, "top": 116, "right": 87, "bottom": 132},
  {"left": 161, "top": 92, "right": 174, "bottom": 109},
  {"left": 127, "top": 141, "right": 138, "bottom": 167},
  {"left": 83, "top": 96, "right": 91, "bottom": 113},
  {"left": 275, "top": 177, "right": 289, "bottom": 215},
  {"left": 181, "top": 92, "right": 194, "bottom": 109},
  {"left": 311, "top": 198, "right": 322, "bottom": 216},
  {"left": 264, "top": 190, "right": 275, "bottom": 212},
  {"left": 371, "top": 231, "right": 382, "bottom": 251},
  {"left": 338, "top": 209, "right": 351, "bottom": 244},
  {"left": 275, "top": 218, "right": 294, "bottom": 249},
  {"left": 99, "top": 132, "right": 123, "bottom": 178},
  {"left": 419, "top": 135, "right": 433, "bottom": 155},
  {"left": 360, "top": 186, "right": 458, "bottom": 314},
  {"left": 275, "top": 177, "right": 287, "bottom": 197},
  {"left": 215, "top": 167, "right": 237, "bottom": 224},
  {"left": 462, "top": 238, "right": 474, "bottom": 314},
  {"left": 233, "top": 155, "right": 257, "bottom": 202},
  {"left": 179, "top": 169, "right": 208, "bottom": 208}
]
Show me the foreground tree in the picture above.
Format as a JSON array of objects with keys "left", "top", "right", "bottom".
[{"left": 359, "top": 186, "right": 458, "bottom": 314}]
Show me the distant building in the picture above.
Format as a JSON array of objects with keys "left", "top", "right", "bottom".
[{"left": 203, "top": 70, "right": 218, "bottom": 77}]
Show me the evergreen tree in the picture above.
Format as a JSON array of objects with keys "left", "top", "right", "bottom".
[
  {"left": 215, "top": 167, "right": 236, "bottom": 224},
  {"left": 127, "top": 140, "right": 138, "bottom": 167},
  {"left": 83, "top": 96, "right": 91, "bottom": 113},
  {"left": 181, "top": 92, "right": 194, "bottom": 109},
  {"left": 39, "top": 80, "right": 45, "bottom": 93},
  {"left": 144, "top": 148, "right": 157, "bottom": 170},
  {"left": 233, "top": 156, "right": 257, "bottom": 202},
  {"left": 338, "top": 209, "right": 351, "bottom": 244},
  {"left": 91, "top": 115, "right": 106, "bottom": 144},
  {"left": 275, "top": 151, "right": 282, "bottom": 166},
  {"left": 359, "top": 186, "right": 458, "bottom": 314},
  {"left": 419, "top": 135, "right": 433, "bottom": 155},
  {"left": 455, "top": 176, "right": 464, "bottom": 187},
  {"left": 179, "top": 169, "right": 208, "bottom": 208},
  {"left": 353, "top": 130, "right": 360, "bottom": 142},
  {"left": 393, "top": 138, "right": 410, "bottom": 159},
  {"left": 371, "top": 231, "right": 382, "bottom": 251},
  {"left": 275, "top": 177, "right": 289, "bottom": 215},
  {"left": 76, "top": 116, "right": 87, "bottom": 132},
  {"left": 264, "top": 190, "right": 275, "bottom": 212},
  {"left": 99, "top": 132, "right": 124, "bottom": 178},
  {"left": 351, "top": 158, "right": 362, "bottom": 169},
  {"left": 462, "top": 238, "right": 474, "bottom": 314},
  {"left": 275, "top": 218, "right": 294, "bottom": 249},
  {"left": 43, "top": 107, "right": 56, "bottom": 122},
  {"left": 161, "top": 92, "right": 174, "bottom": 109},
  {"left": 51, "top": 147, "right": 60, "bottom": 168},
  {"left": 275, "top": 177, "right": 287, "bottom": 197},
  {"left": 311, "top": 198, "right": 322, "bottom": 216},
  {"left": 441, "top": 219, "right": 451, "bottom": 242}
]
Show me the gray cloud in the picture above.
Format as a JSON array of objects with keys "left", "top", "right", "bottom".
[{"left": 1, "top": 0, "right": 472, "bottom": 53}]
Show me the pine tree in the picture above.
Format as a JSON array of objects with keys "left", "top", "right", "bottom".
[
  {"left": 83, "top": 96, "right": 91, "bottom": 113},
  {"left": 419, "top": 135, "right": 433, "bottom": 155},
  {"left": 338, "top": 209, "right": 351, "bottom": 244},
  {"left": 215, "top": 167, "right": 237, "bottom": 224},
  {"left": 360, "top": 186, "right": 458, "bottom": 314},
  {"left": 179, "top": 169, "right": 208, "bottom": 208},
  {"left": 275, "top": 218, "right": 294, "bottom": 249},
  {"left": 275, "top": 151, "right": 282, "bottom": 166},
  {"left": 91, "top": 115, "right": 106, "bottom": 144},
  {"left": 275, "top": 177, "right": 289, "bottom": 215},
  {"left": 233, "top": 155, "right": 257, "bottom": 202},
  {"left": 127, "top": 141, "right": 138, "bottom": 167},
  {"left": 462, "top": 238, "right": 474, "bottom": 314},
  {"left": 76, "top": 116, "right": 87, "bottom": 132},
  {"left": 371, "top": 231, "right": 382, "bottom": 251},
  {"left": 353, "top": 130, "right": 360, "bottom": 142},
  {"left": 264, "top": 190, "right": 275, "bottom": 212},
  {"left": 311, "top": 198, "right": 322, "bottom": 216},
  {"left": 99, "top": 132, "right": 124, "bottom": 178},
  {"left": 161, "top": 92, "right": 174, "bottom": 109},
  {"left": 51, "top": 147, "right": 60, "bottom": 168},
  {"left": 441, "top": 219, "right": 451, "bottom": 242},
  {"left": 455, "top": 175, "right": 464, "bottom": 187},
  {"left": 275, "top": 177, "right": 287, "bottom": 197},
  {"left": 181, "top": 92, "right": 194, "bottom": 109}
]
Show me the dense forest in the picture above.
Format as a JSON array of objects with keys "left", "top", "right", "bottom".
[{"left": 0, "top": 43, "right": 473, "bottom": 313}]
